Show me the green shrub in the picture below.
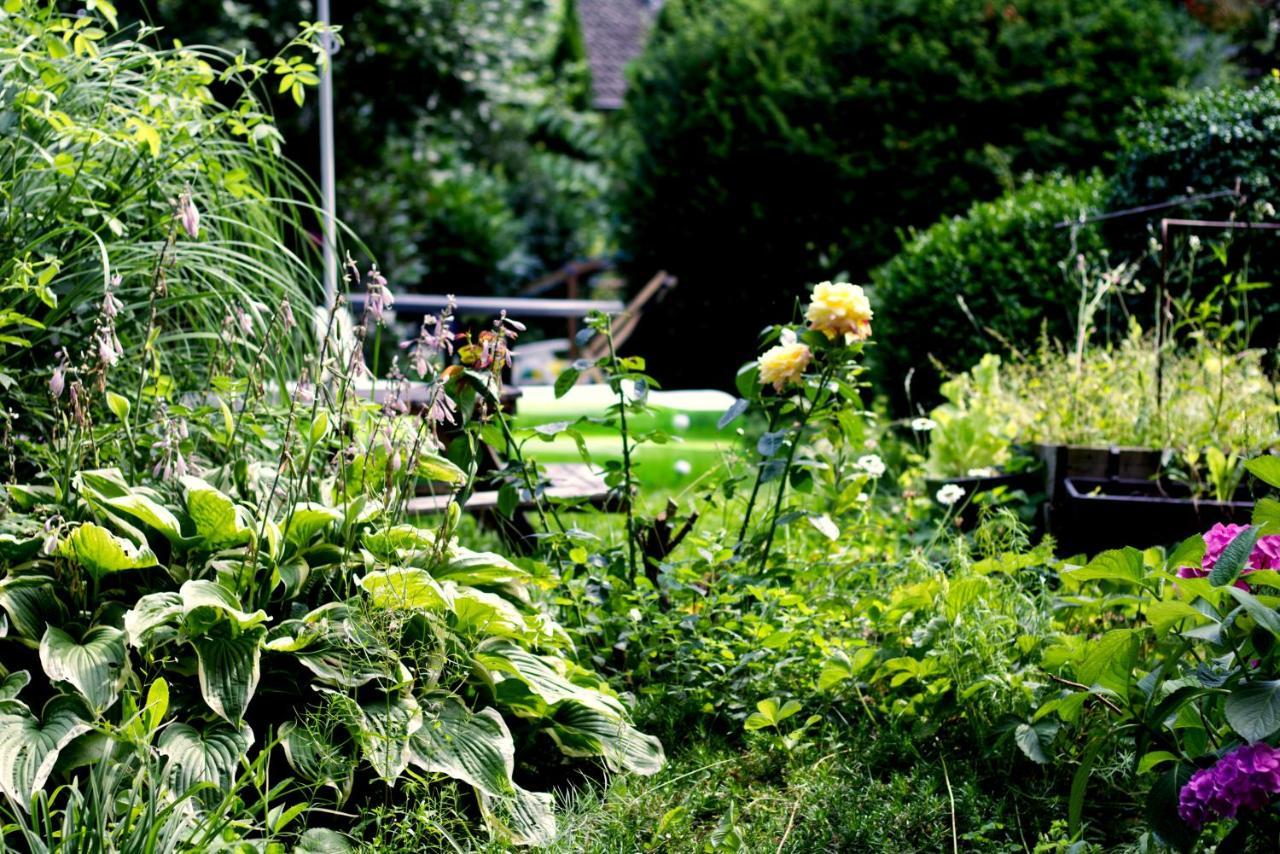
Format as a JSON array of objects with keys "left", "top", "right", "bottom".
[
  {"left": 1112, "top": 81, "right": 1280, "bottom": 214},
  {"left": 619, "top": 0, "right": 1217, "bottom": 388},
  {"left": 870, "top": 174, "right": 1109, "bottom": 407}
]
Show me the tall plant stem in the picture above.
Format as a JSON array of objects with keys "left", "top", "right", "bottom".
[
  {"left": 758, "top": 364, "right": 833, "bottom": 573},
  {"left": 737, "top": 407, "right": 781, "bottom": 545},
  {"left": 604, "top": 324, "right": 639, "bottom": 584}
]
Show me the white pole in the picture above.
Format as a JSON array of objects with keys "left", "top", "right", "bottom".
[{"left": 318, "top": 0, "right": 338, "bottom": 308}]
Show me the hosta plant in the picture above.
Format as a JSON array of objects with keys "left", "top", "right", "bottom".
[{"left": 0, "top": 460, "right": 662, "bottom": 847}]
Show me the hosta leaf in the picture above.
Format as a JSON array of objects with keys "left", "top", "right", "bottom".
[
  {"left": 358, "top": 693, "right": 423, "bottom": 784},
  {"left": 415, "top": 451, "right": 467, "bottom": 485},
  {"left": 546, "top": 700, "right": 665, "bottom": 775},
  {"left": 476, "top": 642, "right": 628, "bottom": 719},
  {"left": 449, "top": 585, "right": 529, "bottom": 640},
  {"left": 97, "top": 493, "right": 183, "bottom": 543},
  {"left": 192, "top": 626, "right": 265, "bottom": 723},
  {"left": 123, "top": 592, "right": 183, "bottom": 650},
  {"left": 295, "top": 828, "right": 354, "bottom": 853},
  {"left": 361, "top": 525, "right": 439, "bottom": 561},
  {"left": 360, "top": 568, "right": 451, "bottom": 611},
  {"left": 0, "top": 671, "right": 30, "bottom": 702},
  {"left": 179, "top": 580, "right": 268, "bottom": 629},
  {"left": 0, "top": 531, "right": 42, "bottom": 562},
  {"left": 158, "top": 720, "right": 253, "bottom": 797},
  {"left": 0, "top": 576, "right": 65, "bottom": 644},
  {"left": 280, "top": 722, "right": 356, "bottom": 800},
  {"left": 0, "top": 696, "right": 92, "bottom": 811},
  {"left": 410, "top": 700, "right": 555, "bottom": 847},
  {"left": 57, "top": 523, "right": 157, "bottom": 580},
  {"left": 39, "top": 625, "right": 127, "bottom": 713},
  {"left": 284, "top": 503, "right": 344, "bottom": 545},
  {"left": 74, "top": 468, "right": 131, "bottom": 499},
  {"left": 437, "top": 547, "right": 530, "bottom": 589},
  {"left": 181, "top": 476, "right": 252, "bottom": 547}
]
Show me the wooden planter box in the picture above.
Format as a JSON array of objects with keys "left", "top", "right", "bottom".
[{"left": 1034, "top": 443, "right": 1168, "bottom": 548}]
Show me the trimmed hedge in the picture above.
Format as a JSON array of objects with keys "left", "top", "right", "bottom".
[
  {"left": 869, "top": 174, "right": 1109, "bottom": 407},
  {"left": 618, "top": 0, "right": 1217, "bottom": 388}
]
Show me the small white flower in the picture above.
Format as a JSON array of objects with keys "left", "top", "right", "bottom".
[
  {"left": 1188, "top": 235, "right": 1202, "bottom": 252},
  {"left": 935, "top": 483, "right": 965, "bottom": 506},
  {"left": 672, "top": 413, "right": 691, "bottom": 431},
  {"left": 856, "top": 492, "right": 869, "bottom": 504},
  {"left": 627, "top": 608, "right": 642, "bottom": 622},
  {"left": 911, "top": 417, "right": 936, "bottom": 432},
  {"left": 1260, "top": 201, "right": 1276, "bottom": 218},
  {"left": 856, "top": 454, "right": 886, "bottom": 478},
  {"left": 673, "top": 459, "right": 692, "bottom": 476}
]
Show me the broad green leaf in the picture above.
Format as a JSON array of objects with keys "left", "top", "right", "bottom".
[
  {"left": 181, "top": 476, "right": 253, "bottom": 547},
  {"left": 744, "top": 697, "right": 802, "bottom": 731},
  {"left": 359, "top": 568, "right": 451, "bottom": 611},
  {"left": 0, "top": 576, "right": 64, "bottom": 644},
  {"left": 475, "top": 642, "right": 627, "bottom": 719},
  {"left": 1246, "top": 455, "right": 1280, "bottom": 489},
  {"left": 1227, "top": 587, "right": 1280, "bottom": 638},
  {"left": 817, "top": 648, "right": 875, "bottom": 691},
  {"left": 1225, "top": 680, "right": 1280, "bottom": 742},
  {"left": 361, "top": 525, "right": 439, "bottom": 561},
  {"left": 179, "top": 580, "right": 268, "bottom": 629},
  {"left": 449, "top": 585, "right": 529, "bottom": 640},
  {"left": 1076, "top": 629, "right": 1137, "bottom": 696},
  {"left": 57, "top": 523, "right": 157, "bottom": 579},
  {"left": 123, "top": 592, "right": 183, "bottom": 650},
  {"left": 358, "top": 693, "right": 423, "bottom": 784},
  {"left": 1014, "top": 722, "right": 1050, "bottom": 764},
  {"left": 415, "top": 451, "right": 467, "bottom": 485},
  {"left": 280, "top": 721, "right": 356, "bottom": 799},
  {"left": 98, "top": 493, "right": 183, "bottom": 542},
  {"left": 410, "top": 700, "right": 555, "bottom": 847},
  {"left": 1067, "top": 547, "right": 1143, "bottom": 585},
  {"left": 74, "top": 468, "right": 131, "bottom": 499},
  {"left": 1210, "top": 525, "right": 1262, "bottom": 587},
  {"left": 0, "top": 671, "right": 29, "bottom": 703},
  {"left": 105, "top": 391, "right": 130, "bottom": 422},
  {"left": 546, "top": 699, "right": 665, "bottom": 775},
  {"left": 143, "top": 678, "right": 169, "bottom": 732},
  {"left": 158, "top": 720, "right": 253, "bottom": 797},
  {"left": 1254, "top": 497, "right": 1280, "bottom": 534},
  {"left": 284, "top": 503, "right": 344, "bottom": 544},
  {"left": 295, "top": 828, "right": 354, "bottom": 853},
  {"left": 1146, "top": 600, "right": 1212, "bottom": 633},
  {"left": 0, "top": 696, "right": 92, "bottom": 810},
  {"left": 192, "top": 627, "right": 265, "bottom": 723},
  {"left": 39, "top": 625, "right": 126, "bottom": 713},
  {"left": 554, "top": 367, "right": 580, "bottom": 399},
  {"left": 1165, "top": 535, "right": 1206, "bottom": 574}
]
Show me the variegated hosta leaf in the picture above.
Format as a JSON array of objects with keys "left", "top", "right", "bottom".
[
  {"left": 359, "top": 567, "right": 451, "bottom": 611},
  {"left": 437, "top": 547, "right": 531, "bottom": 604},
  {"left": 0, "top": 575, "right": 65, "bottom": 645},
  {"left": 94, "top": 493, "right": 183, "bottom": 543},
  {"left": 475, "top": 641, "right": 629, "bottom": 719},
  {"left": 358, "top": 693, "right": 423, "bottom": 784},
  {"left": 280, "top": 721, "right": 356, "bottom": 802},
  {"left": 0, "top": 671, "right": 30, "bottom": 702},
  {"left": 158, "top": 720, "right": 253, "bottom": 798},
  {"left": 123, "top": 592, "right": 183, "bottom": 650},
  {"left": 57, "top": 523, "right": 157, "bottom": 580},
  {"left": 73, "top": 468, "right": 131, "bottom": 499},
  {"left": 192, "top": 626, "right": 266, "bottom": 723},
  {"left": 448, "top": 585, "right": 531, "bottom": 641},
  {"left": 0, "top": 517, "right": 43, "bottom": 561},
  {"left": 178, "top": 580, "right": 268, "bottom": 630},
  {"left": 283, "top": 503, "right": 344, "bottom": 545},
  {"left": 546, "top": 700, "right": 666, "bottom": 775},
  {"left": 180, "top": 476, "right": 253, "bottom": 548},
  {"left": 39, "top": 625, "right": 127, "bottom": 713},
  {"left": 410, "top": 699, "right": 555, "bottom": 846},
  {"left": 0, "top": 695, "right": 93, "bottom": 811},
  {"left": 361, "top": 525, "right": 440, "bottom": 562}
]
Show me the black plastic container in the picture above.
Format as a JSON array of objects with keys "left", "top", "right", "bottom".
[{"left": 1058, "top": 477, "right": 1254, "bottom": 555}]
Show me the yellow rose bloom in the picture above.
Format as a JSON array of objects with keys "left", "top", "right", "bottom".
[
  {"left": 758, "top": 341, "right": 812, "bottom": 391},
  {"left": 805, "top": 281, "right": 873, "bottom": 341}
]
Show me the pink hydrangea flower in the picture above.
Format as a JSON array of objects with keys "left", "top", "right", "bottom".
[
  {"left": 1176, "top": 523, "right": 1280, "bottom": 587},
  {"left": 1179, "top": 743, "right": 1280, "bottom": 829}
]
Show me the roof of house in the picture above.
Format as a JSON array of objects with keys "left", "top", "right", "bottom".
[{"left": 577, "top": 0, "right": 661, "bottom": 110}]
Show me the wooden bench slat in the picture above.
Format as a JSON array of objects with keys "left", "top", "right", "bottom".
[{"left": 406, "top": 462, "right": 613, "bottom": 516}]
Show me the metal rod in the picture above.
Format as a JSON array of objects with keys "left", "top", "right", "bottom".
[
  {"left": 1052, "top": 188, "right": 1242, "bottom": 229},
  {"left": 318, "top": 0, "right": 338, "bottom": 308}
]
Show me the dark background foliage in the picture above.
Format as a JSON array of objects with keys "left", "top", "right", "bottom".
[{"left": 616, "top": 0, "right": 1224, "bottom": 390}]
